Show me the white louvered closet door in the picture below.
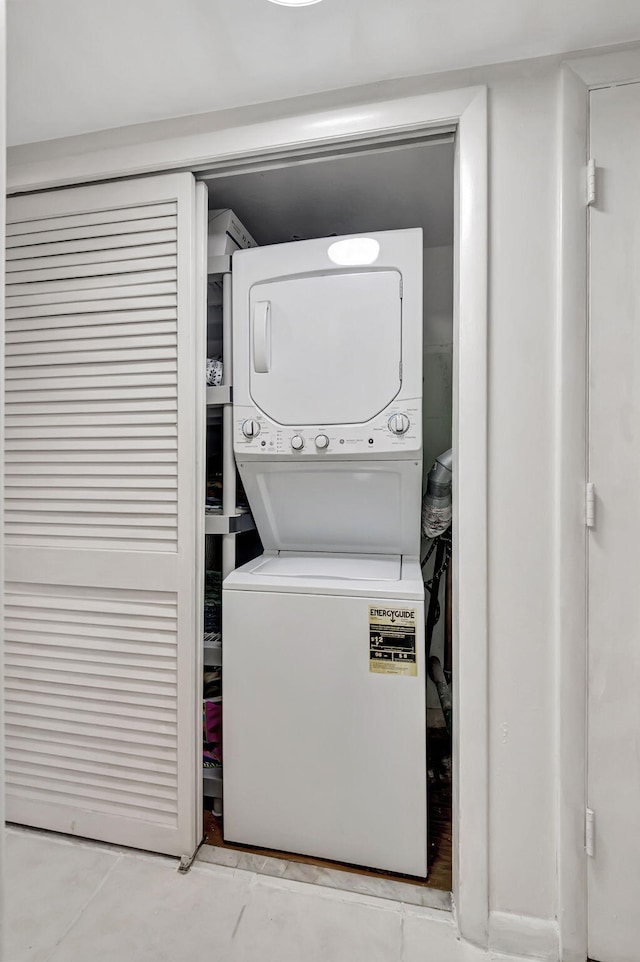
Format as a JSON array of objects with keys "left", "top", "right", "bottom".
[{"left": 4, "top": 173, "right": 206, "bottom": 858}]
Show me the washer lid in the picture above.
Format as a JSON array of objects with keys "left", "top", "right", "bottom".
[
  {"left": 251, "top": 552, "right": 401, "bottom": 582},
  {"left": 249, "top": 270, "right": 402, "bottom": 426},
  {"left": 236, "top": 459, "right": 422, "bottom": 557}
]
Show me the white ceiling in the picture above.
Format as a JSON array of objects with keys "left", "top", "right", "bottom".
[
  {"left": 205, "top": 139, "right": 454, "bottom": 248},
  {"left": 8, "top": 0, "right": 640, "bottom": 147}
]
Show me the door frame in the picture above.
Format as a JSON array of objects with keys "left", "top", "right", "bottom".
[
  {"left": 7, "top": 85, "right": 489, "bottom": 948},
  {"left": 557, "top": 46, "right": 640, "bottom": 962},
  {"left": 0, "top": 0, "right": 6, "bottom": 920}
]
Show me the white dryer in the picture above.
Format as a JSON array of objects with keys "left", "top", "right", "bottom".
[{"left": 223, "top": 230, "right": 427, "bottom": 877}]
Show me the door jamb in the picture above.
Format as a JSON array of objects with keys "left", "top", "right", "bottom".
[{"left": 557, "top": 47, "right": 640, "bottom": 962}]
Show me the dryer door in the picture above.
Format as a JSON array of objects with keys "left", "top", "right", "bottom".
[{"left": 249, "top": 270, "right": 402, "bottom": 426}]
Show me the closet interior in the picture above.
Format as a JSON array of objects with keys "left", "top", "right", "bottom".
[{"left": 200, "top": 135, "right": 455, "bottom": 892}]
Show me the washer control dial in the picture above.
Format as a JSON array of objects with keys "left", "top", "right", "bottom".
[
  {"left": 388, "top": 413, "right": 410, "bottom": 435},
  {"left": 291, "top": 435, "right": 305, "bottom": 451},
  {"left": 242, "top": 419, "right": 261, "bottom": 439},
  {"left": 315, "top": 434, "right": 330, "bottom": 450}
]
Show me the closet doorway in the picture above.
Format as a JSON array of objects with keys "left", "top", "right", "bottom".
[{"left": 199, "top": 133, "right": 454, "bottom": 900}]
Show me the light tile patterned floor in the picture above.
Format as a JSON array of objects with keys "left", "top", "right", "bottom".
[{"left": 3, "top": 826, "right": 491, "bottom": 962}]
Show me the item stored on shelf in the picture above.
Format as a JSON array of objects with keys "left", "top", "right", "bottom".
[
  {"left": 204, "top": 606, "right": 220, "bottom": 633},
  {"left": 208, "top": 209, "right": 257, "bottom": 256},
  {"left": 203, "top": 698, "right": 222, "bottom": 767},
  {"left": 206, "top": 357, "right": 223, "bottom": 386},
  {"left": 204, "top": 668, "right": 221, "bottom": 699}
]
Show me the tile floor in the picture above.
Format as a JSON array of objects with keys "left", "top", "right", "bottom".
[{"left": 3, "top": 826, "right": 511, "bottom": 962}]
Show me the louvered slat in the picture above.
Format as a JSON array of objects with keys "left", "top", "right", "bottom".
[
  {"left": 6, "top": 478, "right": 175, "bottom": 498},
  {"left": 5, "top": 776, "right": 178, "bottom": 818},
  {"left": 7, "top": 298, "right": 178, "bottom": 322},
  {"left": 6, "top": 245, "right": 178, "bottom": 275},
  {"left": 6, "top": 306, "right": 177, "bottom": 332},
  {"left": 6, "top": 350, "right": 178, "bottom": 370},
  {"left": 6, "top": 386, "right": 178, "bottom": 402},
  {"left": 6, "top": 398, "right": 177, "bottom": 414},
  {"left": 6, "top": 451, "right": 177, "bottom": 464},
  {"left": 5, "top": 620, "right": 176, "bottom": 645},
  {"left": 6, "top": 268, "right": 177, "bottom": 298},
  {"left": 6, "top": 751, "right": 177, "bottom": 788},
  {"left": 5, "top": 739, "right": 176, "bottom": 774},
  {"left": 6, "top": 329, "right": 177, "bottom": 349},
  {"left": 8, "top": 379, "right": 177, "bottom": 396},
  {"left": 7, "top": 257, "right": 176, "bottom": 285},
  {"left": 6, "top": 281, "right": 177, "bottom": 309},
  {"left": 6, "top": 728, "right": 176, "bottom": 763},
  {"left": 5, "top": 633, "right": 176, "bottom": 659},
  {"left": 5, "top": 476, "right": 176, "bottom": 488},
  {"left": 6, "top": 688, "right": 177, "bottom": 715},
  {"left": 6, "top": 412, "right": 177, "bottom": 427},
  {"left": 6, "top": 202, "right": 175, "bottom": 235},
  {"left": 6, "top": 214, "right": 177, "bottom": 247},
  {"left": 5, "top": 229, "right": 177, "bottom": 261}
]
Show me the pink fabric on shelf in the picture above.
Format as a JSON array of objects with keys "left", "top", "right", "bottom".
[{"left": 204, "top": 700, "right": 222, "bottom": 761}]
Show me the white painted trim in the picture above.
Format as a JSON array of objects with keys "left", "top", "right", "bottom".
[
  {"left": 8, "top": 87, "right": 480, "bottom": 194},
  {"left": 193, "top": 180, "right": 208, "bottom": 853},
  {"left": 452, "top": 85, "right": 489, "bottom": 949},
  {"left": 173, "top": 171, "right": 206, "bottom": 860},
  {"left": 489, "top": 911, "right": 559, "bottom": 961},
  {"left": 555, "top": 63, "right": 589, "bottom": 962},
  {"left": 0, "top": 3, "right": 6, "bottom": 954},
  {"left": 6, "top": 83, "right": 489, "bottom": 949}
]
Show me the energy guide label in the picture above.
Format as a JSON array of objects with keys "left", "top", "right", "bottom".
[{"left": 369, "top": 606, "right": 417, "bottom": 676}]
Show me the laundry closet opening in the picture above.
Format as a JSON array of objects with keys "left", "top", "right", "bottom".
[{"left": 199, "top": 133, "right": 455, "bottom": 897}]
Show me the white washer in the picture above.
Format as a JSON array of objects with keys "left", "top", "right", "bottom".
[
  {"left": 223, "top": 229, "right": 427, "bottom": 876},
  {"left": 223, "top": 554, "right": 427, "bottom": 877}
]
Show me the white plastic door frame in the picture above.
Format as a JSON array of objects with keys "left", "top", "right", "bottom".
[
  {"left": 7, "top": 85, "right": 489, "bottom": 948},
  {"left": 0, "top": 1, "right": 6, "bottom": 944},
  {"left": 557, "top": 47, "right": 640, "bottom": 962}
]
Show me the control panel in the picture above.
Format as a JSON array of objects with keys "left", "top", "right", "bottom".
[{"left": 234, "top": 401, "right": 422, "bottom": 457}]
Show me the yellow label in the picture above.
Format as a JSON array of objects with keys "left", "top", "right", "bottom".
[{"left": 369, "top": 606, "right": 417, "bottom": 676}]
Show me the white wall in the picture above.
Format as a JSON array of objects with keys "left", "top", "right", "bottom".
[{"left": 6, "top": 49, "right": 572, "bottom": 945}]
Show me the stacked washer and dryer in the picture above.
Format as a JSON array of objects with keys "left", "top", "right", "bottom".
[{"left": 223, "top": 229, "right": 427, "bottom": 878}]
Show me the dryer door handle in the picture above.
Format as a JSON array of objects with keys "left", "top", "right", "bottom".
[{"left": 253, "top": 301, "right": 271, "bottom": 373}]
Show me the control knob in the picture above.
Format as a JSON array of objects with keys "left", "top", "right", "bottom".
[
  {"left": 242, "top": 419, "right": 261, "bottom": 439},
  {"left": 388, "top": 413, "right": 410, "bottom": 435},
  {"left": 315, "top": 434, "right": 330, "bottom": 450},
  {"left": 291, "top": 435, "right": 305, "bottom": 451}
]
